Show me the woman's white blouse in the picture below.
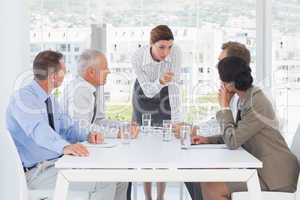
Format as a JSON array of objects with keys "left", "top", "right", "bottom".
[{"left": 131, "top": 44, "right": 182, "bottom": 122}]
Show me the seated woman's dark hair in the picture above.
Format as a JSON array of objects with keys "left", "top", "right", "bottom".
[{"left": 217, "top": 56, "right": 253, "bottom": 91}]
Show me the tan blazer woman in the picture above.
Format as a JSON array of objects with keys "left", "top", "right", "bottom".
[{"left": 209, "top": 86, "right": 299, "bottom": 192}]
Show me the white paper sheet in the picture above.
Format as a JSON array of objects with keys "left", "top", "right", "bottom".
[{"left": 81, "top": 139, "right": 120, "bottom": 148}]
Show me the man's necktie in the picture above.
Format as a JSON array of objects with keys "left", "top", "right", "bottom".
[
  {"left": 236, "top": 109, "right": 242, "bottom": 123},
  {"left": 45, "top": 97, "right": 55, "bottom": 130},
  {"left": 91, "top": 91, "right": 97, "bottom": 123}
]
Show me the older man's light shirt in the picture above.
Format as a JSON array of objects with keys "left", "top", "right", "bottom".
[{"left": 61, "top": 76, "right": 120, "bottom": 138}]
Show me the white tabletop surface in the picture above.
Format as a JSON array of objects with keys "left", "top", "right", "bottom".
[{"left": 55, "top": 135, "right": 262, "bottom": 169}]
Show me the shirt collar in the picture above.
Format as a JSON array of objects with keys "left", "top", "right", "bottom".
[
  {"left": 31, "top": 80, "right": 50, "bottom": 102},
  {"left": 143, "top": 45, "right": 172, "bottom": 65},
  {"left": 77, "top": 76, "right": 97, "bottom": 93},
  {"left": 239, "top": 86, "right": 261, "bottom": 110}
]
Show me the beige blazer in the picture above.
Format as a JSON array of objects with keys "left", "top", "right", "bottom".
[{"left": 209, "top": 86, "right": 299, "bottom": 191}]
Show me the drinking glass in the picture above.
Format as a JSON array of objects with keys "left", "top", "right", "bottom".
[
  {"left": 142, "top": 113, "right": 152, "bottom": 134},
  {"left": 162, "top": 120, "right": 172, "bottom": 142},
  {"left": 180, "top": 125, "right": 192, "bottom": 149},
  {"left": 120, "top": 122, "right": 131, "bottom": 144}
]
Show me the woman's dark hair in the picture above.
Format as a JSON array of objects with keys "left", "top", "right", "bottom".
[
  {"left": 150, "top": 25, "right": 174, "bottom": 44},
  {"left": 217, "top": 56, "right": 253, "bottom": 91}
]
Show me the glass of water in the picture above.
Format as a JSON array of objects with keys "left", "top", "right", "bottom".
[
  {"left": 120, "top": 122, "right": 131, "bottom": 144},
  {"left": 142, "top": 113, "right": 151, "bottom": 134},
  {"left": 162, "top": 120, "right": 172, "bottom": 142},
  {"left": 89, "top": 123, "right": 101, "bottom": 133},
  {"left": 180, "top": 125, "right": 192, "bottom": 149},
  {"left": 99, "top": 124, "right": 110, "bottom": 138}
]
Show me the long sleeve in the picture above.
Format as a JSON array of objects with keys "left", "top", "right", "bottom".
[
  {"left": 10, "top": 95, "right": 69, "bottom": 154},
  {"left": 216, "top": 93, "right": 273, "bottom": 150},
  {"left": 131, "top": 46, "right": 183, "bottom": 122},
  {"left": 6, "top": 81, "right": 92, "bottom": 167},
  {"left": 168, "top": 46, "right": 182, "bottom": 122},
  {"left": 131, "top": 50, "right": 163, "bottom": 98},
  {"left": 58, "top": 111, "right": 89, "bottom": 143},
  {"left": 207, "top": 135, "right": 224, "bottom": 144}
]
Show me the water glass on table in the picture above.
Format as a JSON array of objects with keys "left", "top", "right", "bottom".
[
  {"left": 162, "top": 120, "right": 172, "bottom": 142},
  {"left": 89, "top": 123, "right": 101, "bottom": 133},
  {"left": 142, "top": 113, "right": 151, "bottom": 135},
  {"left": 99, "top": 124, "right": 111, "bottom": 138},
  {"left": 120, "top": 122, "right": 131, "bottom": 144},
  {"left": 180, "top": 125, "right": 192, "bottom": 149}
]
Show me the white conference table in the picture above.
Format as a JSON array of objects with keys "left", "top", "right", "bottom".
[{"left": 54, "top": 134, "right": 263, "bottom": 200}]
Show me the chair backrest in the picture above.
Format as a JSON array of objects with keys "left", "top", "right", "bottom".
[
  {"left": 0, "top": 131, "right": 28, "bottom": 200},
  {"left": 291, "top": 125, "right": 300, "bottom": 163},
  {"left": 291, "top": 125, "right": 300, "bottom": 198}
]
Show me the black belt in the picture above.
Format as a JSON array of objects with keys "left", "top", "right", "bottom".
[
  {"left": 23, "top": 164, "right": 37, "bottom": 172},
  {"left": 23, "top": 155, "right": 63, "bottom": 172}
]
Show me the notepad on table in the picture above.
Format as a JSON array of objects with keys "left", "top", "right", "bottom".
[{"left": 81, "top": 139, "right": 119, "bottom": 148}]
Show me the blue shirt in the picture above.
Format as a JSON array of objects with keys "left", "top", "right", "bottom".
[{"left": 6, "top": 80, "right": 88, "bottom": 168}]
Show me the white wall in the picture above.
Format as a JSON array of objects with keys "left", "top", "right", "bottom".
[
  {"left": 0, "top": 1, "right": 29, "bottom": 200},
  {"left": 0, "top": 0, "right": 29, "bottom": 131}
]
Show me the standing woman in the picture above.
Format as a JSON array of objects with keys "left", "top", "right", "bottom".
[{"left": 131, "top": 25, "right": 181, "bottom": 200}]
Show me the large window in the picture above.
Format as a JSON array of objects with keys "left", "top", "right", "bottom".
[
  {"left": 27, "top": 0, "right": 256, "bottom": 125},
  {"left": 272, "top": 0, "right": 300, "bottom": 138},
  {"left": 25, "top": 0, "right": 257, "bottom": 199}
]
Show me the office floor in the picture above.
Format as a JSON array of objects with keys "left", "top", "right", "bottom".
[{"left": 132, "top": 182, "right": 192, "bottom": 200}]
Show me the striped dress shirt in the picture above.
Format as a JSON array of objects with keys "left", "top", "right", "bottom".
[{"left": 131, "top": 44, "right": 182, "bottom": 122}]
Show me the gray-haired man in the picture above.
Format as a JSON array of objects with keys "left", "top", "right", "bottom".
[
  {"left": 60, "top": 49, "right": 140, "bottom": 200},
  {"left": 61, "top": 49, "right": 139, "bottom": 138}
]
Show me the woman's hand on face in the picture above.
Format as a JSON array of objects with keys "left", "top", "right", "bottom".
[{"left": 218, "top": 84, "right": 235, "bottom": 108}]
